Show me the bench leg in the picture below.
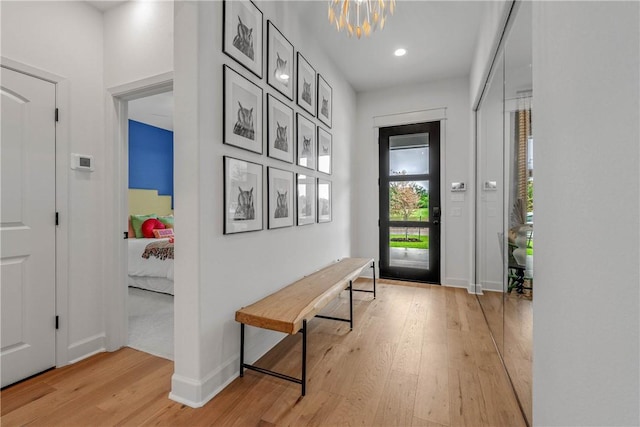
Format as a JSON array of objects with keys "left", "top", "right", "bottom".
[
  {"left": 301, "top": 319, "right": 307, "bottom": 396},
  {"left": 372, "top": 260, "right": 376, "bottom": 299},
  {"left": 349, "top": 280, "right": 353, "bottom": 330},
  {"left": 240, "top": 323, "right": 245, "bottom": 377}
]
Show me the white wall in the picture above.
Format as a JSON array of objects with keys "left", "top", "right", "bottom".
[
  {"left": 469, "top": 0, "right": 512, "bottom": 109},
  {"left": 1, "top": 1, "right": 107, "bottom": 362},
  {"left": 1, "top": 0, "right": 175, "bottom": 367},
  {"left": 352, "top": 78, "right": 471, "bottom": 288},
  {"left": 104, "top": 0, "right": 174, "bottom": 88},
  {"left": 532, "top": 2, "right": 639, "bottom": 425},
  {"left": 173, "top": 1, "right": 356, "bottom": 406}
]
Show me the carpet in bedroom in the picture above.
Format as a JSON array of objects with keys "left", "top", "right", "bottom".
[{"left": 128, "top": 287, "right": 174, "bottom": 360}]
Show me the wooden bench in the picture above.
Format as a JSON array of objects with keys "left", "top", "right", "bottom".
[{"left": 235, "top": 257, "right": 375, "bottom": 396}]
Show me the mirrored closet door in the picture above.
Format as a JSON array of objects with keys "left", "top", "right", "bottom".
[{"left": 475, "top": 1, "right": 533, "bottom": 424}]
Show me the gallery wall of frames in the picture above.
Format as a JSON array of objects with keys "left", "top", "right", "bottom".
[{"left": 222, "top": 0, "right": 334, "bottom": 235}]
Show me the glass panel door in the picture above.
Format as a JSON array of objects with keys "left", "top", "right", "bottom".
[{"left": 379, "top": 122, "right": 440, "bottom": 283}]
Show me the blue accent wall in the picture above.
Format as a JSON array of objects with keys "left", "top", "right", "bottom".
[{"left": 129, "top": 120, "right": 174, "bottom": 207}]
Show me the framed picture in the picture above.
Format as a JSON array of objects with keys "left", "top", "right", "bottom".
[
  {"left": 317, "top": 127, "right": 332, "bottom": 175},
  {"left": 317, "top": 179, "right": 332, "bottom": 223},
  {"left": 267, "top": 21, "right": 294, "bottom": 100},
  {"left": 223, "top": 65, "right": 263, "bottom": 154},
  {"left": 296, "top": 174, "right": 316, "bottom": 226},
  {"left": 267, "top": 94, "right": 294, "bottom": 163},
  {"left": 223, "top": 0, "right": 263, "bottom": 78},
  {"left": 296, "top": 53, "right": 316, "bottom": 116},
  {"left": 296, "top": 113, "right": 316, "bottom": 170},
  {"left": 317, "top": 74, "right": 332, "bottom": 128},
  {"left": 224, "top": 156, "right": 263, "bottom": 234},
  {"left": 268, "top": 167, "right": 294, "bottom": 229}
]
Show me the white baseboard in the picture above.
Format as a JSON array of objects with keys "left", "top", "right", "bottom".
[
  {"left": 481, "top": 281, "right": 503, "bottom": 292},
  {"left": 67, "top": 333, "right": 106, "bottom": 364},
  {"left": 169, "top": 330, "right": 285, "bottom": 408},
  {"left": 441, "top": 278, "right": 469, "bottom": 289},
  {"left": 468, "top": 283, "right": 483, "bottom": 295}
]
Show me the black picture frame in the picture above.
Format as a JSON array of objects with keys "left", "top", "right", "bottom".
[
  {"left": 267, "top": 94, "right": 294, "bottom": 163},
  {"left": 296, "top": 52, "right": 316, "bottom": 116},
  {"left": 317, "top": 126, "right": 332, "bottom": 175},
  {"left": 317, "top": 74, "right": 332, "bottom": 128},
  {"left": 317, "top": 179, "right": 332, "bottom": 223},
  {"left": 296, "top": 113, "right": 316, "bottom": 170},
  {"left": 296, "top": 173, "right": 316, "bottom": 226},
  {"left": 223, "top": 0, "right": 263, "bottom": 79},
  {"left": 267, "top": 167, "right": 295, "bottom": 229},
  {"left": 267, "top": 20, "right": 294, "bottom": 100},
  {"left": 223, "top": 65, "right": 263, "bottom": 154},
  {"left": 224, "top": 156, "right": 263, "bottom": 234}
]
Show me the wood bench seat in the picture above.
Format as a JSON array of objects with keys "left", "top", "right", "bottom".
[{"left": 235, "top": 257, "right": 375, "bottom": 396}]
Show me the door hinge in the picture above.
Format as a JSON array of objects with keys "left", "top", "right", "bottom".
[
  {"left": 378, "top": 219, "right": 380, "bottom": 227},
  {"left": 378, "top": 178, "right": 380, "bottom": 186},
  {"left": 123, "top": 231, "right": 129, "bottom": 240},
  {"left": 55, "top": 212, "right": 59, "bottom": 226},
  {"left": 55, "top": 315, "right": 59, "bottom": 330},
  {"left": 55, "top": 108, "right": 59, "bottom": 122}
]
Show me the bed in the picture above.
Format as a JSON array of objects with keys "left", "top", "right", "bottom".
[
  {"left": 127, "top": 189, "right": 174, "bottom": 295},
  {"left": 128, "top": 238, "right": 174, "bottom": 295}
]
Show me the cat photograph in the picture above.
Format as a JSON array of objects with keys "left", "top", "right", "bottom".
[
  {"left": 296, "top": 175, "right": 316, "bottom": 225},
  {"left": 268, "top": 168, "right": 294, "bottom": 229},
  {"left": 317, "top": 127, "right": 332, "bottom": 174},
  {"left": 297, "top": 53, "right": 316, "bottom": 115},
  {"left": 274, "top": 190, "right": 288, "bottom": 219},
  {"left": 224, "top": 1, "right": 262, "bottom": 78},
  {"left": 321, "top": 97, "right": 329, "bottom": 118},
  {"left": 233, "top": 101, "right": 255, "bottom": 140},
  {"left": 267, "top": 95, "right": 293, "bottom": 163},
  {"left": 317, "top": 74, "right": 332, "bottom": 127},
  {"left": 233, "top": 16, "right": 254, "bottom": 60},
  {"left": 268, "top": 22, "right": 294, "bottom": 100},
  {"left": 318, "top": 180, "right": 331, "bottom": 222},
  {"left": 301, "top": 136, "right": 311, "bottom": 158},
  {"left": 225, "top": 157, "right": 262, "bottom": 234},
  {"left": 274, "top": 122, "right": 288, "bottom": 152},
  {"left": 301, "top": 79, "right": 312, "bottom": 105},
  {"left": 234, "top": 186, "right": 255, "bottom": 221},
  {"left": 274, "top": 53, "right": 289, "bottom": 86},
  {"left": 297, "top": 115, "right": 316, "bottom": 169}
]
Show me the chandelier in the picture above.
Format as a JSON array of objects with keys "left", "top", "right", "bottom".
[{"left": 328, "top": 0, "right": 396, "bottom": 39}]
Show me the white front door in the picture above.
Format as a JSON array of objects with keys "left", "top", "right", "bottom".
[{"left": 1, "top": 67, "right": 57, "bottom": 387}]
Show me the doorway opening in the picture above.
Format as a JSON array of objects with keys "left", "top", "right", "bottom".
[
  {"left": 379, "top": 121, "right": 441, "bottom": 283},
  {"left": 125, "top": 90, "right": 175, "bottom": 360}
]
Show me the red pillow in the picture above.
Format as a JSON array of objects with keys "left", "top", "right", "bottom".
[{"left": 141, "top": 218, "right": 165, "bottom": 238}]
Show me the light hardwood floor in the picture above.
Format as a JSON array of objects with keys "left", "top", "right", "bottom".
[{"left": 1, "top": 280, "right": 525, "bottom": 426}]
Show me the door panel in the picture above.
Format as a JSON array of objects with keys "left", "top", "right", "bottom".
[
  {"left": 379, "top": 122, "right": 441, "bottom": 283},
  {"left": 1, "top": 67, "right": 56, "bottom": 387}
]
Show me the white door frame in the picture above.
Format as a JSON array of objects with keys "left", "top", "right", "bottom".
[
  {"left": 104, "top": 72, "right": 173, "bottom": 351},
  {"left": 1, "top": 57, "right": 70, "bottom": 367}
]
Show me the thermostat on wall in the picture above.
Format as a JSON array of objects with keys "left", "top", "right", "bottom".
[{"left": 71, "top": 153, "right": 94, "bottom": 172}]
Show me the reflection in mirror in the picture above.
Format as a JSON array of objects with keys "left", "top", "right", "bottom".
[
  {"left": 475, "top": 50, "right": 505, "bottom": 355},
  {"left": 504, "top": 1, "right": 532, "bottom": 423}
]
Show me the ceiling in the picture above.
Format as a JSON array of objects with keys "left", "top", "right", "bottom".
[
  {"left": 92, "top": 1, "right": 489, "bottom": 123},
  {"left": 129, "top": 92, "right": 174, "bottom": 131},
  {"left": 85, "top": 0, "right": 128, "bottom": 12},
  {"left": 290, "top": 1, "right": 487, "bottom": 92}
]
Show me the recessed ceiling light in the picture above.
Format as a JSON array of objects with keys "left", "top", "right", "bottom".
[{"left": 394, "top": 48, "right": 407, "bottom": 57}]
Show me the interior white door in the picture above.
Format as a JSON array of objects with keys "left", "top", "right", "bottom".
[{"left": 1, "top": 67, "right": 56, "bottom": 387}]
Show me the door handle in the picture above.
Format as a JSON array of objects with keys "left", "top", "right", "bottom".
[{"left": 432, "top": 207, "right": 441, "bottom": 225}]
